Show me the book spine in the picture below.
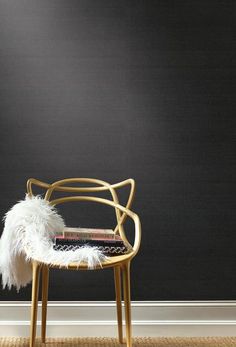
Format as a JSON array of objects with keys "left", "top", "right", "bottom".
[
  {"left": 55, "top": 235, "right": 122, "bottom": 241},
  {"left": 63, "top": 232, "right": 116, "bottom": 239}
]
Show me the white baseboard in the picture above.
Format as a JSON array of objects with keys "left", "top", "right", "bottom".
[{"left": 1, "top": 301, "right": 236, "bottom": 337}]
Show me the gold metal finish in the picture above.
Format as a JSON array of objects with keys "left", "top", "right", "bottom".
[
  {"left": 122, "top": 261, "right": 132, "bottom": 347},
  {"left": 30, "top": 261, "right": 41, "bottom": 347},
  {"left": 41, "top": 265, "right": 49, "bottom": 343},
  {"left": 114, "top": 266, "right": 123, "bottom": 343},
  {"left": 27, "top": 177, "right": 135, "bottom": 242},
  {"left": 27, "top": 178, "right": 141, "bottom": 347}
]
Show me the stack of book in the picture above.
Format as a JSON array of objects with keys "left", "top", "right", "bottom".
[{"left": 53, "top": 227, "right": 129, "bottom": 256}]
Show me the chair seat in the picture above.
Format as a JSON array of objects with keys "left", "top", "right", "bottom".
[
  {"left": 48, "top": 250, "right": 135, "bottom": 270},
  {"left": 33, "top": 245, "right": 134, "bottom": 270},
  {"left": 25, "top": 226, "right": 134, "bottom": 270}
]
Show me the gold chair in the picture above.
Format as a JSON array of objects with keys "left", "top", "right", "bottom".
[{"left": 26, "top": 178, "right": 141, "bottom": 347}]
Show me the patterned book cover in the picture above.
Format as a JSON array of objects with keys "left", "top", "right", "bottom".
[
  {"left": 53, "top": 239, "right": 129, "bottom": 256},
  {"left": 54, "top": 237, "right": 125, "bottom": 248}
]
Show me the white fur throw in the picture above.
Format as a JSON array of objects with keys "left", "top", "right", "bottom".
[{"left": 0, "top": 195, "right": 108, "bottom": 291}]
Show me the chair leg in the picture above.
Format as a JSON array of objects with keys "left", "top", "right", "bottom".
[
  {"left": 30, "top": 261, "right": 41, "bottom": 347},
  {"left": 114, "top": 266, "right": 123, "bottom": 343},
  {"left": 122, "top": 261, "right": 132, "bottom": 347},
  {"left": 41, "top": 265, "right": 49, "bottom": 344}
]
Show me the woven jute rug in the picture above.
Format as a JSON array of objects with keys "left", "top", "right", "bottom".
[{"left": 1, "top": 337, "right": 236, "bottom": 347}]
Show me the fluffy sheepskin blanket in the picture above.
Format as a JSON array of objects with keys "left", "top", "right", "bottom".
[{"left": 0, "top": 195, "right": 108, "bottom": 291}]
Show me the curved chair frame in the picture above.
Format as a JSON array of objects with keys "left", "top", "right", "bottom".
[{"left": 27, "top": 178, "right": 141, "bottom": 347}]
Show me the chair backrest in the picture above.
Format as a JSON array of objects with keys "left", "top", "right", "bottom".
[{"left": 26, "top": 178, "right": 136, "bottom": 240}]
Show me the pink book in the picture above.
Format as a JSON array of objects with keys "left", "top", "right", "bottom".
[
  {"left": 55, "top": 234, "right": 123, "bottom": 241},
  {"left": 57, "top": 227, "right": 118, "bottom": 240}
]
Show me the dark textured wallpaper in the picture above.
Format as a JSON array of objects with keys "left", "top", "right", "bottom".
[{"left": 0, "top": 0, "right": 236, "bottom": 301}]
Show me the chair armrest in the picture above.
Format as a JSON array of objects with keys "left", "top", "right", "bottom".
[
  {"left": 127, "top": 210, "right": 141, "bottom": 256},
  {"left": 105, "top": 200, "right": 141, "bottom": 255}
]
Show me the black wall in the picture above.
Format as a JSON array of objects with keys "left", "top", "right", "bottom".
[{"left": 0, "top": 0, "right": 236, "bottom": 301}]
